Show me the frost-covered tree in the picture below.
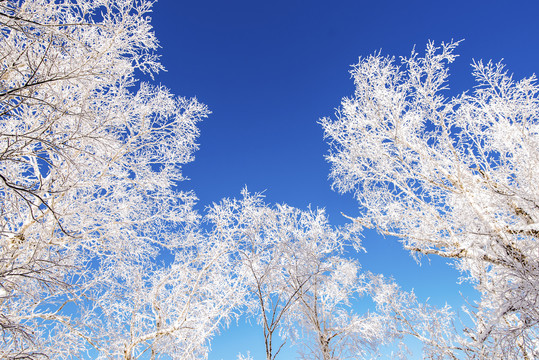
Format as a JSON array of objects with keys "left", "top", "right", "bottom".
[
  {"left": 205, "top": 190, "right": 342, "bottom": 360},
  {"left": 95, "top": 230, "right": 246, "bottom": 360},
  {"left": 0, "top": 0, "right": 226, "bottom": 358},
  {"left": 321, "top": 41, "right": 539, "bottom": 358},
  {"left": 207, "top": 190, "right": 454, "bottom": 360},
  {"left": 286, "top": 246, "right": 456, "bottom": 360}
]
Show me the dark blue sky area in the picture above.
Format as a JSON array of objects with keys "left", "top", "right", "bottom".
[
  {"left": 149, "top": 1, "right": 539, "bottom": 358},
  {"left": 152, "top": 0, "right": 538, "bottom": 213}
]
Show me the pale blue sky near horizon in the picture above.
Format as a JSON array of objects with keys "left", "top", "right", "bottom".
[{"left": 146, "top": 0, "right": 539, "bottom": 358}]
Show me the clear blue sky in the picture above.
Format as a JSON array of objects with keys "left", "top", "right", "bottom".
[{"left": 149, "top": 1, "right": 539, "bottom": 358}]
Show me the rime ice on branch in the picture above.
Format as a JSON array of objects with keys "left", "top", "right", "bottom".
[
  {"left": 321, "top": 41, "right": 539, "bottom": 359},
  {"left": 0, "top": 0, "right": 218, "bottom": 358},
  {"left": 207, "top": 190, "right": 455, "bottom": 360}
]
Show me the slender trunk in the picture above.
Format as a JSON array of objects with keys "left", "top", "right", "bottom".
[{"left": 319, "top": 334, "right": 332, "bottom": 360}]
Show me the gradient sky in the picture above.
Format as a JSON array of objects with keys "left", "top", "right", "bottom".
[{"left": 148, "top": 1, "right": 539, "bottom": 358}]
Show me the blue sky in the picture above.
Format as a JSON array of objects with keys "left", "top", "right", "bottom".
[{"left": 148, "top": 1, "right": 539, "bottom": 358}]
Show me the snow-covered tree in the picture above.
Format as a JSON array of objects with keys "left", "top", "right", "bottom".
[
  {"left": 93, "top": 230, "right": 246, "bottom": 360},
  {"left": 288, "top": 255, "right": 390, "bottom": 360},
  {"left": 207, "top": 190, "right": 455, "bottom": 360},
  {"left": 286, "top": 244, "right": 456, "bottom": 360},
  {"left": 0, "top": 0, "right": 228, "bottom": 358},
  {"left": 321, "top": 41, "right": 539, "bottom": 358},
  {"left": 205, "top": 190, "right": 343, "bottom": 360}
]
